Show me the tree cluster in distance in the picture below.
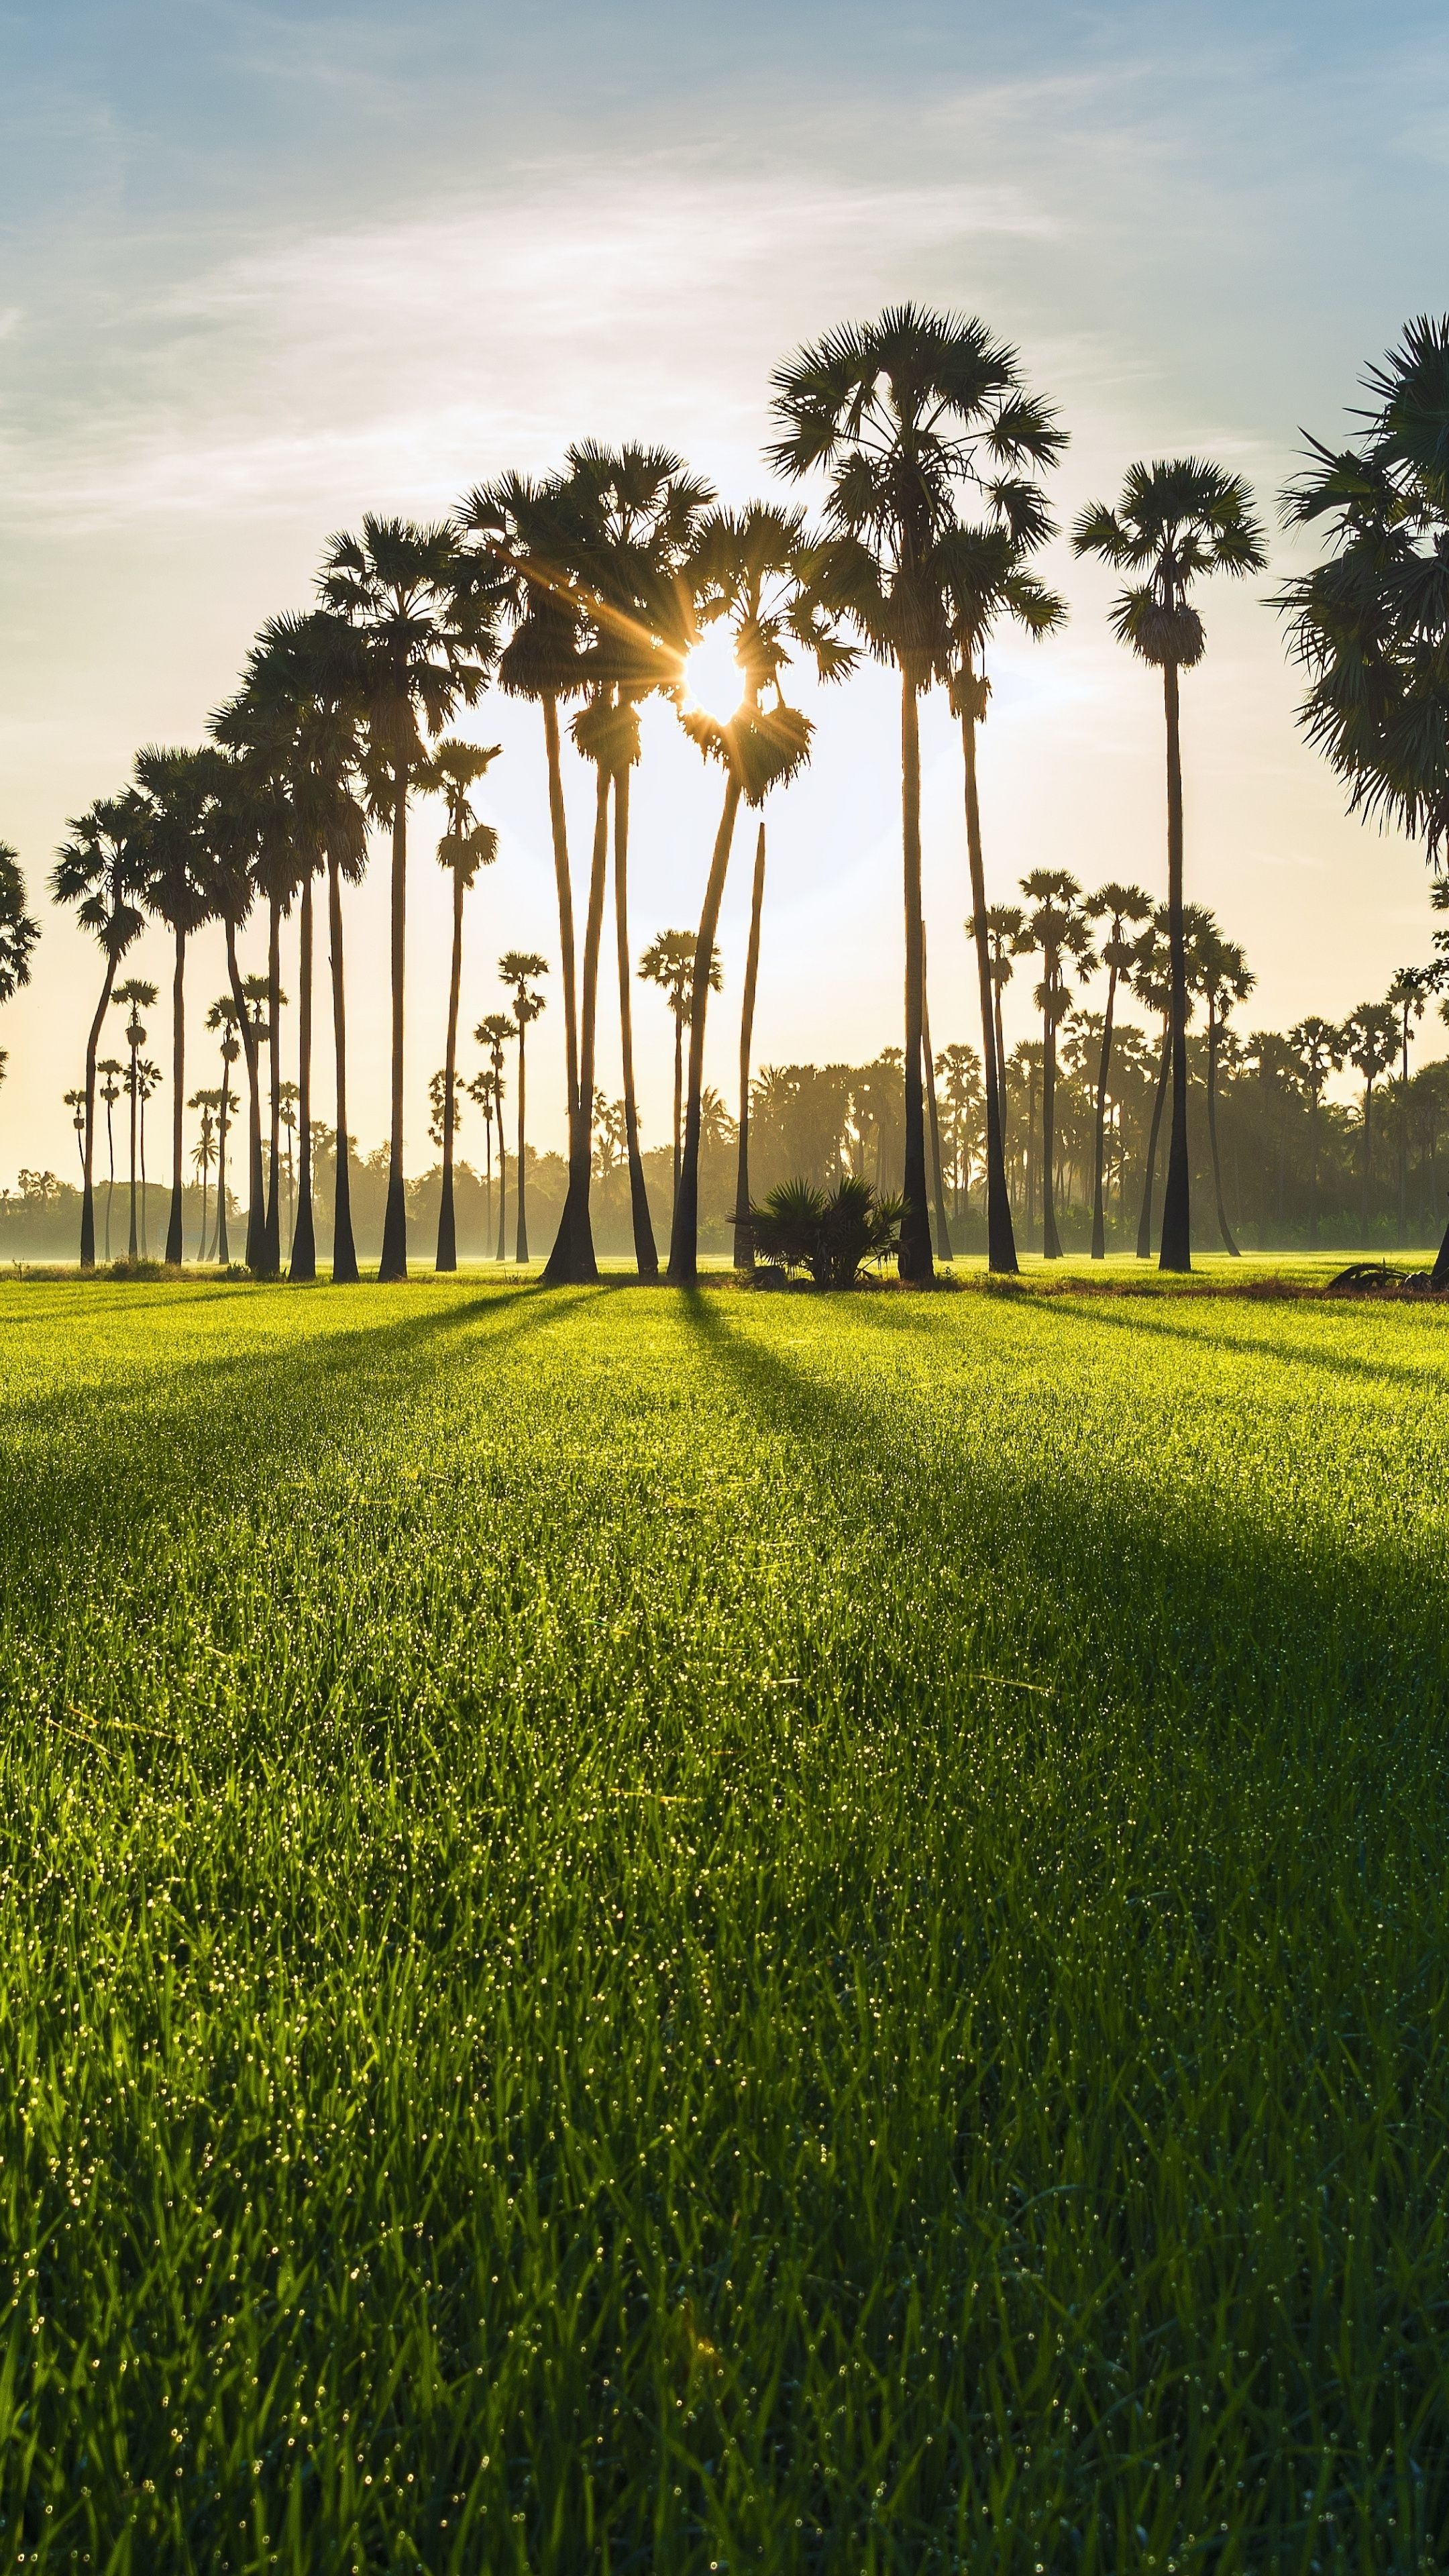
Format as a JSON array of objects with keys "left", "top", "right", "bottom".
[{"left": 13, "top": 309, "right": 1449, "bottom": 1285}]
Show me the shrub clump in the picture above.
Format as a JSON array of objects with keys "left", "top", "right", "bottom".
[{"left": 748, "top": 1175, "right": 904, "bottom": 1287}]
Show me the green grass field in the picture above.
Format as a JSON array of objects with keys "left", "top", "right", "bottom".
[{"left": 1, "top": 1273, "right": 1446, "bottom": 2573}]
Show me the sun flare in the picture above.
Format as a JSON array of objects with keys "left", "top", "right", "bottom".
[{"left": 682, "top": 629, "right": 744, "bottom": 721}]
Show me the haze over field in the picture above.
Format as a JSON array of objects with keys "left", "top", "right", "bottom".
[{"left": 3, "top": 0, "right": 1449, "bottom": 1177}]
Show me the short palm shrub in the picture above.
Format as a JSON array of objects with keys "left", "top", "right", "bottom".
[{"left": 749, "top": 1175, "right": 905, "bottom": 1287}]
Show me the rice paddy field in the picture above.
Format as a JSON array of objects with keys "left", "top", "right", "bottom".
[{"left": 1, "top": 1265, "right": 1446, "bottom": 2573}]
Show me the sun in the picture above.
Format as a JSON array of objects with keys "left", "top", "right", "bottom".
[{"left": 682, "top": 628, "right": 745, "bottom": 721}]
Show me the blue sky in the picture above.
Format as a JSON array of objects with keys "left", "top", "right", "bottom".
[{"left": 3, "top": 1, "right": 1448, "bottom": 1175}]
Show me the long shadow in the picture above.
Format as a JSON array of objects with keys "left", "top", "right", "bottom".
[
  {"left": 675, "top": 1289, "right": 1449, "bottom": 1739},
  {"left": 0, "top": 1283, "right": 615, "bottom": 1600},
  {"left": 836, "top": 1280, "right": 1449, "bottom": 1402}
]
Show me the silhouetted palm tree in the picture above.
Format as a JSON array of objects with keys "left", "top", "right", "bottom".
[
  {"left": 473, "top": 1014, "right": 513, "bottom": 1260},
  {"left": 1342, "top": 1000, "right": 1398, "bottom": 1241},
  {"left": 640, "top": 930, "right": 709, "bottom": 1212},
  {"left": 771, "top": 305, "right": 1063, "bottom": 1281},
  {"left": 64, "top": 1087, "right": 86, "bottom": 1175},
  {"left": 1019, "top": 869, "right": 1095, "bottom": 1258},
  {"left": 1073, "top": 460, "right": 1266, "bottom": 1270},
  {"left": 133, "top": 746, "right": 222, "bottom": 1267},
  {"left": 205, "top": 998, "right": 241, "bottom": 1263},
  {"left": 320, "top": 517, "right": 496, "bottom": 1280},
  {"left": 1083, "top": 882, "right": 1152, "bottom": 1258},
  {"left": 1387, "top": 965, "right": 1431, "bottom": 1245},
  {"left": 113, "top": 977, "right": 156, "bottom": 1260},
  {"left": 498, "top": 955, "right": 547, "bottom": 1263},
  {"left": 132, "top": 1056, "right": 161, "bottom": 1256},
  {"left": 417, "top": 739, "right": 500, "bottom": 1270},
  {"left": 1196, "top": 925, "right": 1255, "bottom": 1254},
  {"left": 51, "top": 792, "right": 148, "bottom": 1270},
  {"left": 96, "top": 1059, "right": 124, "bottom": 1258},
  {"left": 189, "top": 1091, "right": 217, "bottom": 1259}
]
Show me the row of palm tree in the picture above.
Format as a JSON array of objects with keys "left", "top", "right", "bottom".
[{"left": 19, "top": 307, "right": 1449, "bottom": 1284}]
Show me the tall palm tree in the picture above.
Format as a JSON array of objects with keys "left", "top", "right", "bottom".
[
  {"left": 1018, "top": 869, "right": 1094, "bottom": 1259},
  {"left": 64, "top": 1087, "right": 87, "bottom": 1176},
  {"left": 498, "top": 956, "right": 547, "bottom": 1263},
  {"left": 965, "top": 904, "right": 1028, "bottom": 1144},
  {"left": 133, "top": 1057, "right": 161, "bottom": 1256},
  {"left": 96, "top": 1059, "right": 123, "bottom": 1258},
  {"left": 458, "top": 474, "right": 591, "bottom": 1267},
  {"left": 205, "top": 999, "right": 241, "bottom": 1263},
  {"left": 132, "top": 746, "right": 223, "bottom": 1268},
  {"left": 474, "top": 1014, "right": 513, "bottom": 1260},
  {"left": 1342, "top": 1000, "right": 1398, "bottom": 1241},
  {"left": 640, "top": 930, "right": 713, "bottom": 1211},
  {"left": 189, "top": 1091, "right": 217, "bottom": 1260},
  {"left": 1287, "top": 1016, "right": 1344, "bottom": 1249},
  {"left": 1082, "top": 882, "right": 1152, "bottom": 1259},
  {"left": 199, "top": 746, "right": 270, "bottom": 1271},
  {"left": 319, "top": 517, "right": 496, "bottom": 1280},
  {"left": 1196, "top": 926, "right": 1255, "bottom": 1255},
  {"left": 732, "top": 823, "right": 768, "bottom": 1271},
  {"left": 1073, "top": 460, "right": 1266, "bottom": 1271},
  {"left": 417, "top": 740, "right": 500, "bottom": 1271},
  {"left": 945, "top": 529, "right": 1065, "bottom": 1273},
  {"left": 771, "top": 305, "right": 1064, "bottom": 1283},
  {"left": 113, "top": 977, "right": 156, "bottom": 1260},
  {"left": 50, "top": 794, "right": 148, "bottom": 1270},
  {"left": 667, "top": 503, "right": 845, "bottom": 1286},
  {"left": 1130, "top": 922, "right": 1173, "bottom": 1262}
]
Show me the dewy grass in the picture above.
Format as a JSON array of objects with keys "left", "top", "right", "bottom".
[{"left": 0, "top": 1278, "right": 1446, "bottom": 2573}]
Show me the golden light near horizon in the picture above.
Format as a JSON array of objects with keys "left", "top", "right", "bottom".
[{"left": 682, "top": 628, "right": 745, "bottom": 722}]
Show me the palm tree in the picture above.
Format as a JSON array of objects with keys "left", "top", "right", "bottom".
[
  {"left": 1073, "top": 460, "right": 1266, "bottom": 1271},
  {"left": 132, "top": 746, "right": 223, "bottom": 1269},
  {"left": 935, "top": 1042, "right": 982, "bottom": 1217},
  {"left": 667, "top": 502, "right": 845, "bottom": 1285},
  {"left": 458, "top": 474, "right": 591, "bottom": 1269},
  {"left": 473, "top": 1014, "right": 513, "bottom": 1260},
  {"left": 1387, "top": 966, "right": 1431, "bottom": 1245},
  {"left": 0, "top": 847, "right": 38, "bottom": 1017},
  {"left": 498, "top": 956, "right": 547, "bottom": 1263},
  {"left": 1342, "top": 1000, "right": 1398, "bottom": 1241},
  {"left": 945, "top": 530, "right": 1065, "bottom": 1273},
  {"left": 205, "top": 998, "right": 241, "bottom": 1263},
  {"left": 1082, "top": 882, "right": 1152, "bottom": 1258},
  {"left": 1130, "top": 922, "right": 1173, "bottom": 1261},
  {"left": 113, "top": 977, "right": 156, "bottom": 1260},
  {"left": 96, "top": 1059, "right": 124, "bottom": 1258},
  {"left": 771, "top": 305, "right": 1063, "bottom": 1283},
  {"left": 731, "top": 824, "right": 769, "bottom": 1271},
  {"left": 416, "top": 739, "right": 500, "bottom": 1271},
  {"left": 50, "top": 793, "right": 147, "bottom": 1269},
  {"left": 64, "top": 1087, "right": 87, "bottom": 1176},
  {"left": 133, "top": 1057, "right": 161, "bottom": 1256},
  {"left": 1018, "top": 869, "right": 1094, "bottom": 1258},
  {"left": 1287, "top": 1016, "right": 1343, "bottom": 1249},
  {"left": 1196, "top": 926, "right": 1255, "bottom": 1255},
  {"left": 965, "top": 905, "right": 1028, "bottom": 1144},
  {"left": 319, "top": 517, "right": 496, "bottom": 1281},
  {"left": 920, "top": 926, "right": 953, "bottom": 1258},
  {"left": 189, "top": 1091, "right": 217, "bottom": 1259},
  {"left": 639, "top": 930, "right": 702, "bottom": 1209}
]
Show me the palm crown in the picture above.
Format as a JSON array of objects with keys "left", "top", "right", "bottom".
[{"left": 1073, "top": 459, "right": 1267, "bottom": 667}]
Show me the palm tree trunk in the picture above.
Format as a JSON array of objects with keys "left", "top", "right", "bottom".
[
  {"left": 165, "top": 926, "right": 186, "bottom": 1267},
  {"left": 80, "top": 961, "right": 117, "bottom": 1271},
  {"left": 1042, "top": 997, "right": 1063, "bottom": 1261},
  {"left": 213, "top": 1088, "right": 229, "bottom": 1263},
  {"left": 668, "top": 771, "right": 744, "bottom": 1286},
  {"left": 1159, "top": 660, "right": 1192, "bottom": 1271},
  {"left": 1137, "top": 1019, "right": 1171, "bottom": 1260},
  {"left": 1207, "top": 1004, "right": 1239, "bottom": 1254},
  {"left": 127, "top": 1036, "right": 139, "bottom": 1262},
  {"left": 495, "top": 1088, "right": 508, "bottom": 1261},
  {"left": 261, "top": 895, "right": 282, "bottom": 1277},
  {"left": 1398, "top": 1016, "right": 1409, "bottom": 1248},
  {"left": 197, "top": 1158, "right": 208, "bottom": 1263},
  {"left": 515, "top": 1023, "right": 529, "bottom": 1264},
  {"left": 104, "top": 1093, "right": 115, "bottom": 1260},
  {"left": 541, "top": 692, "right": 582, "bottom": 1256},
  {"left": 1362, "top": 1083, "right": 1373, "bottom": 1242},
  {"left": 672, "top": 1014, "right": 683, "bottom": 1212},
  {"left": 960, "top": 710, "right": 1017, "bottom": 1273},
  {"left": 733, "top": 820, "right": 766, "bottom": 1271},
  {"left": 436, "top": 865, "right": 464, "bottom": 1273},
  {"left": 225, "top": 922, "right": 266, "bottom": 1273},
  {"left": 614, "top": 767, "right": 658, "bottom": 1279},
  {"left": 898, "top": 672, "right": 933, "bottom": 1283},
  {"left": 290, "top": 877, "right": 317, "bottom": 1283},
  {"left": 921, "top": 931, "right": 952, "bottom": 1258},
  {"left": 379, "top": 775, "right": 409, "bottom": 1281},
  {"left": 327, "top": 856, "right": 359, "bottom": 1284},
  {"left": 1091, "top": 963, "right": 1118, "bottom": 1260},
  {"left": 140, "top": 1095, "right": 150, "bottom": 1257},
  {"left": 543, "top": 760, "right": 605, "bottom": 1287}
]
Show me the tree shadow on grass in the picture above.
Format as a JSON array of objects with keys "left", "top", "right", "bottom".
[{"left": 0, "top": 1283, "right": 620, "bottom": 1592}]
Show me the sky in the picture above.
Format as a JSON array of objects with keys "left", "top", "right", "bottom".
[{"left": 3, "top": 0, "right": 1448, "bottom": 1188}]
